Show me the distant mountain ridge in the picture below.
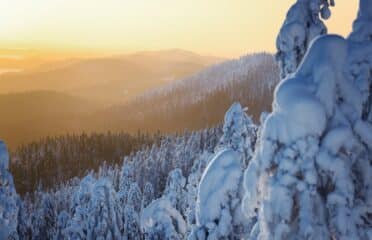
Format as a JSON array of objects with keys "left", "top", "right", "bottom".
[
  {"left": 0, "top": 52, "right": 279, "bottom": 149},
  {"left": 0, "top": 49, "right": 223, "bottom": 105}
]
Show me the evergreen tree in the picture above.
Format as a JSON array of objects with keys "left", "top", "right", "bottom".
[
  {"left": 163, "top": 168, "right": 187, "bottom": 215},
  {"left": 0, "top": 141, "right": 19, "bottom": 239},
  {"left": 276, "top": 0, "right": 335, "bottom": 78},
  {"left": 243, "top": 1, "right": 372, "bottom": 239},
  {"left": 142, "top": 182, "right": 155, "bottom": 209},
  {"left": 118, "top": 162, "right": 135, "bottom": 205},
  {"left": 218, "top": 102, "right": 257, "bottom": 168}
]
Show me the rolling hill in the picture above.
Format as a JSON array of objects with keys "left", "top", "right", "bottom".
[
  {"left": 0, "top": 49, "right": 222, "bottom": 105},
  {"left": 0, "top": 90, "right": 99, "bottom": 148},
  {"left": 0, "top": 52, "right": 279, "bottom": 149}
]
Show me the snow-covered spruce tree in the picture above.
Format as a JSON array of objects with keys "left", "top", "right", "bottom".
[
  {"left": 55, "top": 211, "right": 69, "bottom": 240},
  {"left": 0, "top": 141, "right": 19, "bottom": 240},
  {"left": 163, "top": 168, "right": 187, "bottom": 215},
  {"left": 123, "top": 205, "right": 142, "bottom": 240},
  {"left": 17, "top": 198, "right": 32, "bottom": 239},
  {"left": 65, "top": 174, "right": 96, "bottom": 239},
  {"left": 86, "top": 179, "right": 122, "bottom": 239},
  {"left": 217, "top": 102, "right": 257, "bottom": 168},
  {"left": 348, "top": 0, "right": 372, "bottom": 123},
  {"left": 65, "top": 175, "right": 123, "bottom": 239},
  {"left": 141, "top": 198, "right": 187, "bottom": 240},
  {"left": 127, "top": 182, "right": 143, "bottom": 213},
  {"left": 276, "top": 0, "right": 335, "bottom": 78},
  {"left": 142, "top": 182, "right": 155, "bottom": 209},
  {"left": 123, "top": 182, "right": 142, "bottom": 240},
  {"left": 243, "top": 1, "right": 372, "bottom": 239},
  {"left": 188, "top": 150, "right": 244, "bottom": 240},
  {"left": 118, "top": 161, "right": 135, "bottom": 205},
  {"left": 31, "top": 193, "right": 57, "bottom": 239}
]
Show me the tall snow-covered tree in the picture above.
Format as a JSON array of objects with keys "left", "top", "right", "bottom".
[
  {"left": 127, "top": 182, "right": 143, "bottom": 213},
  {"left": 217, "top": 102, "right": 257, "bottom": 168},
  {"left": 123, "top": 205, "right": 142, "bottom": 240},
  {"left": 118, "top": 161, "right": 135, "bottom": 205},
  {"left": 0, "top": 141, "right": 19, "bottom": 240},
  {"left": 142, "top": 182, "right": 155, "bottom": 209},
  {"left": 87, "top": 179, "right": 122, "bottom": 239},
  {"left": 348, "top": 0, "right": 372, "bottom": 123},
  {"left": 243, "top": 1, "right": 372, "bottom": 239},
  {"left": 276, "top": 0, "right": 335, "bottom": 78},
  {"left": 31, "top": 193, "right": 57, "bottom": 239},
  {"left": 64, "top": 175, "right": 96, "bottom": 239},
  {"left": 123, "top": 182, "right": 143, "bottom": 240},
  {"left": 163, "top": 168, "right": 187, "bottom": 215},
  {"left": 55, "top": 211, "right": 69, "bottom": 240}
]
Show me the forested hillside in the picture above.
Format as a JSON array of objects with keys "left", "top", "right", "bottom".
[
  {"left": 90, "top": 53, "right": 279, "bottom": 133},
  {"left": 10, "top": 131, "right": 163, "bottom": 195},
  {"left": 1, "top": 52, "right": 277, "bottom": 149},
  {"left": 1, "top": 1, "right": 370, "bottom": 239},
  {"left": 0, "top": 49, "right": 221, "bottom": 104}
]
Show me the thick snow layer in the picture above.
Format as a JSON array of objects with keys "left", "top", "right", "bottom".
[
  {"left": 196, "top": 149, "right": 241, "bottom": 227},
  {"left": 276, "top": 0, "right": 334, "bottom": 78},
  {"left": 141, "top": 198, "right": 186, "bottom": 239},
  {"left": 244, "top": 20, "right": 372, "bottom": 240},
  {"left": 354, "top": 120, "right": 372, "bottom": 148},
  {"left": 267, "top": 35, "right": 348, "bottom": 146}
]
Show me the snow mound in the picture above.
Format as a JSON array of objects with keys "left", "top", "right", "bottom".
[
  {"left": 194, "top": 149, "right": 242, "bottom": 238},
  {"left": 141, "top": 198, "right": 186, "bottom": 239}
]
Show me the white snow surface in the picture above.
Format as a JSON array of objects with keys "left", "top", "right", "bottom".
[
  {"left": 196, "top": 149, "right": 241, "bottom": 228},
  {"left": 141, "top": 198, "right": 186, "bottom": 239},
  {"left": 243, "top": 4, "right": 372, "bottom": 237}
]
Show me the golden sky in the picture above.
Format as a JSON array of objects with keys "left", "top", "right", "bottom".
[{"left": 0, "top": 0, "right": 358, "bottom": 58}]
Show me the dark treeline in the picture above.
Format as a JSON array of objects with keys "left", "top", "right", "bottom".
[{"left": 10, "top": 131, "right": 163, "bottom": 195}]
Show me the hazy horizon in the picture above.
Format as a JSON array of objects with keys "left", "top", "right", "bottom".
[{"left": 0, "top": 1, "right": 358, "bottom": 60}]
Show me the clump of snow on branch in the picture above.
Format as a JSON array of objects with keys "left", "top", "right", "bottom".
[{"left": 276, "top": 0, "right": 335, "bottom": 78}]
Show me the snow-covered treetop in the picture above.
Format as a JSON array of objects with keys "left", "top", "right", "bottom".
[
  {"left": 349, "top": 0, "right": 372, "bottom": 42},
  {"left": 276, "top": 0, "right": 335, "bottom": 78},
  {"left": 0, "top": 141, "right": 9, "bottom": 170},
  {"left": 218, "top": 102, "right": 256, "bottom": 167},
  {"left": 164, "top": 168, "right": 186, "bottom": 195}
]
